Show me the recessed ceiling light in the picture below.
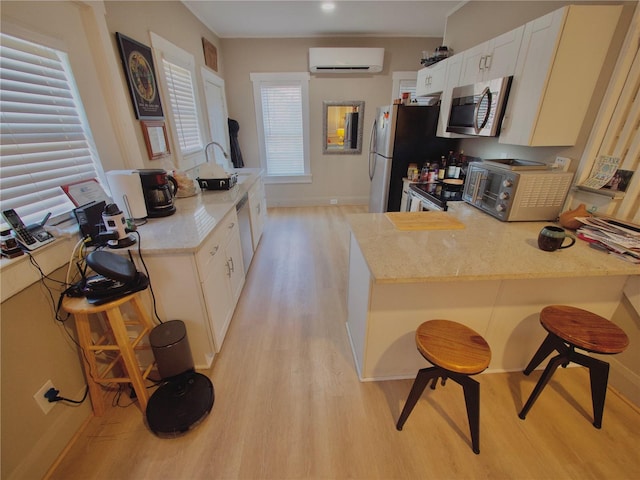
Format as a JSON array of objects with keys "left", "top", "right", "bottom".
[{"left": 321, "top": 2, "right": 336, "bottom": 13}]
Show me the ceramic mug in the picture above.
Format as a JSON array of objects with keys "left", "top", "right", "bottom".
[{"left": 538, "top": 226, "right": 576, "bottom": 252}]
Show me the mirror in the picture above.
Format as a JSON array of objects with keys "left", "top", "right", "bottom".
[{"left": 323, "top": 101, "right": 364, "bottom": 154}]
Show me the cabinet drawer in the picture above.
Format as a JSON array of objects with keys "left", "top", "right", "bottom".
[{"left": 196, "top": 210, "right": 238, "bottom": 272}]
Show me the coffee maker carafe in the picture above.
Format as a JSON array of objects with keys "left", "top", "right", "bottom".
[{"left": 138, "top": 169, "right": 177, "bottom": 217}]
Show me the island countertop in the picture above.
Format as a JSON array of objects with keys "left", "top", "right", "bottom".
[{"left": 347, "top": 202, "right": 638, "bottom": 284}]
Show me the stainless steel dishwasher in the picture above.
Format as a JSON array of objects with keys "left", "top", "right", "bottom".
[{"left": 236, "top": 192, "right": 253, "bottom": 274}]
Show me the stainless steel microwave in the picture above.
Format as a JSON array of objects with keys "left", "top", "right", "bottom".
[
  {"left": 462, "top": 161, "right": 574, "bottom": 221},
  {"left": 447, "top": 76, "right": 512, "bottom": 137}
]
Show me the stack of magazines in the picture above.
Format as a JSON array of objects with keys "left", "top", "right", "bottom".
[{"left": 575, "top": 217, "right": 640, "bottom": 263}]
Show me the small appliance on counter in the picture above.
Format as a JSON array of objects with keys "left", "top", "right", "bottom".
[
  {"left": 138, "top": 169, "right": 177, "bottom": 217},
  {"left": 196, "top": 162, "right": 238, "bottom": 191},
  {"left": 462, "top": 159, "right": 574, "bottom": 221},
  {"left": 106, "top": 170, "right": 148, "bottom": 220}
]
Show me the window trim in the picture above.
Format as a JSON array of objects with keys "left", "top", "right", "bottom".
[{"left": 250, "top": 72, "right": 311, "bottom": 184}]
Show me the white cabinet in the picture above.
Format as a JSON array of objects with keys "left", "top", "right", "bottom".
[
  {"left": 248, "top": 176, "right": 267, "bottom": 250},
  {"left": 416, "top": 59, "right": 448, "bottom": 97},
  {"left": 196, "top": 209, "right": 245, "bottom": 352},
  {"left": 458, "top": 26, "right": 524, "bottom": 86},
  {"left": 137, "top": 209, "right": 245, "bottom": 368},
  {"left": 499, "top": 5, "right": 622, "bottom": 146}
]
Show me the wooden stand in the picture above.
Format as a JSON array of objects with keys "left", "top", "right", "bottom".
[{"left": 62, "top": 292, "right": 155, "bottom": 416}]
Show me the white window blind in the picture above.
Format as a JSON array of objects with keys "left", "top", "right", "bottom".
[
  {"left": 260, "top": 83, "right": 304, "bottom": 176},
  {"left": 0, "top": 33, "right": 102, "bottom": 227},
  {"left": 162, "top": 59, "right": 201, "bottom": 154},
  {"left": 251, "top": 72, "right": 310, "bottom": 182},
  {"left": 398, "top": 79, "right": 430, "bottom": 106}
]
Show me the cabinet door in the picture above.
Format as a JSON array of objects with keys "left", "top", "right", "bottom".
[
  {"left": 248, "top": 178, "right": 265, "bottom": 249},
  {"left": 416, "top": 60, "right": 448, "bottom": 97},
  {"left": 225, "top": 221, "right": 245, "bottom": 303},
  {"left": 458, "top": 26, "right": 523, "bottom": 86},
  {"left": 482, "top": 26, "right": 524, "bottom": 80},
  {"left": 201, "top": 249, "right": 233, "bottom": 352},
  {"left": 459, "top": 42, "right": 487, "bottom": 86}
]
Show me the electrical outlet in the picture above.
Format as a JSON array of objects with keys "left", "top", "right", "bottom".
[
  {"left": 34, "top": 380, "right": 56, "bottom": 414},
  {"left": 554, "top": 156, "right": 571, "bottom": 171},
  {"left": 330, "top": 199, "right": 338, "bottom": 205}
]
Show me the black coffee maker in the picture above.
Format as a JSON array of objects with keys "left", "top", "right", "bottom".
[{"left": 138, "top": 169, "right": 177, "bottom": 218}]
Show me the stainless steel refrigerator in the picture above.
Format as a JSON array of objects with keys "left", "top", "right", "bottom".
[{"left": 368, "top": 104, "right": 459, "bottom": 212}]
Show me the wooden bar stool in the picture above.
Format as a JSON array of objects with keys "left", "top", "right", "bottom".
[
  {"left": 62, "top": 292, "right": 156, "bottom": 416},
  {"left": 519, "top": 305, "right": 629, "bottom": 428},
  {"left": 396, "top": 320, "right": 491, "bottom": 454}
]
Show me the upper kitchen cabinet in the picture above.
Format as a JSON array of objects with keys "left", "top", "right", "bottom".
[
  {"left": 458, "top": 25, "right": 524, "bottom": 86},
  {"left": 416, "top": 58, "right": 449, "bottom": 97},
  {"left": 499, "top": 5, "right": 622, "bottom": 147}
]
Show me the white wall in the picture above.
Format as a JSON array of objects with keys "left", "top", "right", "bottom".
[{"left": 221, "top": 37, "right": 443, "bottom": 207}]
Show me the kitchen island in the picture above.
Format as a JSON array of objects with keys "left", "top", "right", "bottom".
[{"left": 346, "top": 203, "right": 638, "bottom": 381}]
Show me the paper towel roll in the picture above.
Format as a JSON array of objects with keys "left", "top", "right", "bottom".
[
  {"left": 106, "top": 170, "right": 147, "bottom": 219},
  {"left": 410, "top": 197, "right": 421, "bottom": 212}
]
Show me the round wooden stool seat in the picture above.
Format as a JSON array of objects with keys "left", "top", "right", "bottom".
[
  {"left": 540, "top": 305, "right": 629, "bottom": 354},
  {"left": 416, "top": 320, "right": 491, "bottom": 375}
]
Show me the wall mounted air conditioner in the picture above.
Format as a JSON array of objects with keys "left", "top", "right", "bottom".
[{"left": 309, "top": 48, "right": 384, "bottom": 73}]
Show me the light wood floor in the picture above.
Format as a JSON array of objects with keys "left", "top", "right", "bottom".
[{"left": 50, "top": 206, "right": 640, "bottom": 479}]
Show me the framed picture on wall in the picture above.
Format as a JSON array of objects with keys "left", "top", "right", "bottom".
[
  {"left": 141, "top": 120, "right": 171, "bottom": 160},
  {"left": 116, "top": 32, "right": 164, "bottom": 120}
]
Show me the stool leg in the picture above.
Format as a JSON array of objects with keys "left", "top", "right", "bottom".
[
  {"left": 568, "top": 351, "right": 611, "bottom": 429},
  {"left": 523, "top": 333, "right": 566, "bottom": 375},
  {"left": 519, "top": 353, "right": 567, "bottom": 420},
  {"left": 453, "top": 374, "right": 481, "bottom": 454},
  {"left": 104, "top": 306, "right": 149, "bottom": 412},
  {"left": 396, "top": 367, "right": 441, "bottom": 431},
  {"left": 73, "top": 312, "right": 105, "bottom": 416}
]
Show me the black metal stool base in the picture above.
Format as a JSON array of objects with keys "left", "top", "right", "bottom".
[
  {"left": 519, "top": 332, "right": 610, "bottom": 428},
  {"left": 397, "top": 366, "right": 481, "bottom": 454}
]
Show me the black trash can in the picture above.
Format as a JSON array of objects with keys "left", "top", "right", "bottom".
[{"left": 150, "top": 320, "right": 194, "bottom": 380}]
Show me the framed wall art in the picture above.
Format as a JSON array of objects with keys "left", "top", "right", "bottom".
[
  {"left": 116, "top": 32, "right": 164, "bottom": 119},
  {"left": 141, "top": 120, "right": 171, "bottom": 160}
]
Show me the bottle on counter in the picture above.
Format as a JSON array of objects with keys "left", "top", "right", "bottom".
[
  {"left": 427, "top": 162, "right": 439, "bottom": 183},
  {"left": 420, "top": 163, "right": 430, "bottom": 182},
  {"left": 446, "top": 151, "right": 457, "bottom": 179},
  {"left": 438, "top": 156, "right": 447, "bottom": 180}
]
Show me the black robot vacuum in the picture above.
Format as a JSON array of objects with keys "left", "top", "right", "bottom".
[{"left": 146, "top": 320, "right": 214, "bottom": 436}]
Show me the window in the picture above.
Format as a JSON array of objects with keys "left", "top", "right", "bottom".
[
  {"left": 162, "top": 59, "right": 201, "bottom": 154},
  {"left": 391, "top": 71, "right": 431, "bottom": 105},
  {"left": 0, "top": 33, "right": 104, "bottom": 228},
  {"left": 251, "top": 73, "right": 311, "bottom": 183},
  {"left": 150, "top": 33, "right": 205, "bottom": 170}
]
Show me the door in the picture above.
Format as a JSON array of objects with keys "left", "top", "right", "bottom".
[
  {"left": 202, "top": 68, "right": 231, "bottom": 170},
  {"left": 368, "top": 154, "right": 392, "bottom": 213}
]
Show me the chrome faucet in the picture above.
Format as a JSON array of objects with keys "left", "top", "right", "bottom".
[{"left": 204, "top": 141, "right": 229, "bottom": 162}]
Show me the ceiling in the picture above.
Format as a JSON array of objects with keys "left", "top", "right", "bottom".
[{"left": 182, "top": 1, "right": 465, "bottom": 38}]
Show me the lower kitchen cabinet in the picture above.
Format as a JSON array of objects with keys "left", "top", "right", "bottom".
[
  {"left": 197, "top": 209, "right": 245, "bottom": 352},
  {"left": 136, "top": 209, "right": 245, "bottom": 368},
  {"left": 248, "top": 175, "right": 267, "bottom": 250}
]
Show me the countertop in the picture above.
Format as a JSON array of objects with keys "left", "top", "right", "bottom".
[
  {"left": 347, "top": 202, "right": 639, "bottom": 284},
  {"left": 132, "top": 169, "right": 262, "bottom": 255}
]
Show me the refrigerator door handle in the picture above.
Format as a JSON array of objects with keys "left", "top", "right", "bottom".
[{"left": 368, "top": 118, "right": 377, "bottom": 180}]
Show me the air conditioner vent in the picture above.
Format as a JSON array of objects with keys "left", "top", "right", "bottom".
[{"left": 309, "top": 48, "right": 384, "bottom": 74}]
